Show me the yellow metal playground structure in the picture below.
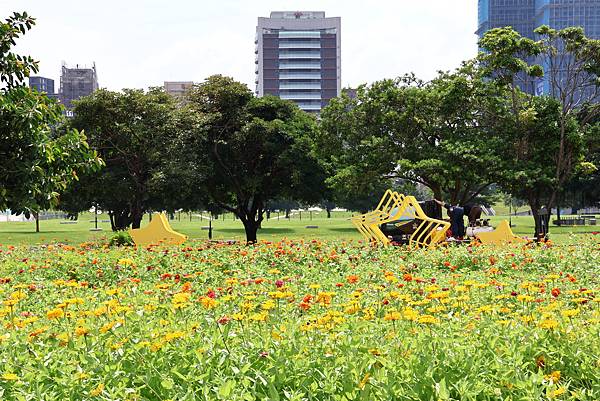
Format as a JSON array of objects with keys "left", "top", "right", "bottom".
[
  {"left": 351, "top": 190, "right": 450, "bottom": 248},
  {"left": 352, "top": 190, "right": 527, "bottom": 248}
]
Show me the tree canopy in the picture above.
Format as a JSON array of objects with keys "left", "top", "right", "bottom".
[
  {"left": 66, "top": 88, "right": 177, "bottom": 230},
  {"left": 0, "top": 12, "right": 100, "bottom": 221},
  {"left": 175, "top": 75, "right": 326, "bottom": 242}
]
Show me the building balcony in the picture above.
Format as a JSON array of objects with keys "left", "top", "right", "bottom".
[
  {"left": 279, "top": 82, "right": 321, "bottom": 90},
  {"left": 279, "top": 73, "right": 322, "bottom": 79},
  {"left": 280, "top": 93, "right": 322, "bottom": 100},
  {"left": 279, "top": 42, "right": 321, "bottom": 49},
  {"left": 279, "top": 31, "right": 321, "bottom": 39},
  {"left": 279, "top": 63, "right": 321, "bottom": 70},
  {"left": 279, "top": 53, "right": 321, "bottom": 59}
]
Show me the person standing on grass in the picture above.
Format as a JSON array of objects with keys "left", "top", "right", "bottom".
[{"left": 434, "top": 199, "right": 465, "bottom": 239}]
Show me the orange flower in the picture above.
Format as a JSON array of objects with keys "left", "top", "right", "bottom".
[
  {"left": 347, "top": 275, "right": 359, "bottom": 284},
  {"left": 403, "top": 273, "right": 413, "bottom": 282},
  {"left": 551, "top": 288, "right": 560, "bottom": 297}
]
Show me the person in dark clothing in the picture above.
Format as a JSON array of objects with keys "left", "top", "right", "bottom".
[
  {"left": 434, "top": 199, "right": 465, "bottom": 238},
  {"left": 463, "top": 204, "right": 483, "bottom": 227}
]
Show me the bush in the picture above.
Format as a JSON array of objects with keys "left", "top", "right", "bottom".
[{"left": 108, "top": 231, "right": 134, "bottom": 247}]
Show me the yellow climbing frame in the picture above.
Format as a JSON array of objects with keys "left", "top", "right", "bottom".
[{"left": 351, "top": 190, "right": 450, "bottom": 248}]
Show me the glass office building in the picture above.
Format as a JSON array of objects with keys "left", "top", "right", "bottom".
[
  {"left": 255, "top": 11, "right": 341, "bottom": 113},
  {"left": 29, "top": 76, "right": 55, "bottom": 95},
  {"left": 477, "top": 0, "right": 600, "bottom": 95}
]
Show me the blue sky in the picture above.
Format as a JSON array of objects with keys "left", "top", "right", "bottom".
[{"left": 2, "top": 0, "right": 478, "bottom": 91}]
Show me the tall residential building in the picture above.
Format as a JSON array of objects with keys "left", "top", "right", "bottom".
[
  {"left": 255, "top": 11, "right": 341, "bottom": 113},
  {"left": 477, "top": 0, "right": 600, "bottom": 95},
  {"left": 29, "top": 76, "right": 55, "bottom": 95},
  {"left": 164, "top": 81, "right": 193, "bottom": 98},
  {"left": 59, "top": 63, "right": 99, "bottom": 109}
]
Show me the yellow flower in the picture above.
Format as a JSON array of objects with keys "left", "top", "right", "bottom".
[
  {"left": 200, "top": 297, "right": 218, "bottom": 309},
  {"left": 262, "top": 300, "right": 276, "bottom": 311},
  {"left": 100, "top": 321, "right": 117, "bottom": 334},
  {"left": 384, "top": 311, "right": 401, "bottom": 321},
  {"left": 545, "top": 370, "right": 561, "bottom": 383},
  {"left": 164, "top": 331, "right": 186, "bottom": 342},
  {"left": 538, "top": 319, "right": 559, "bottom": 330},
  {"left": 47, "top": 308, "right": 65, "bottom": 320},
  {"left": 2, "top": 373, "right": 18, "bottom": 381},
  {"left": 561, "top": 309, "right": 579, "bottom": 318},
  {"left": 232, "top": 313, "right": 245, "bottom": 321},
  {"left": 90, "top": 383, "right": 105, "bottom": 396},
  {"left": 417, "top": 315, "right": 439, "bottom": 325},
  {"left": 117, "top": 258, "right": 134, "bottom": 266},
  {"left": 105, "top": 288, "right": 120, "bottom": 296},
  {"left": 549, "top": 386, "right": 566, "bottom": 398},
  {"left": 249, "top": 312, "right": 268, "bottom": 322},
  {"left": 75, "top": 326, "right": 90, "bottom": 337}
]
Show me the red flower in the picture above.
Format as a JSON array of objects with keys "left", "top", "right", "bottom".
[
  {"left": 551, "top": 288, "right": 560, "bottom": 297},
  {"left": 217, "top": 316, "right": 230, "bottom": 325},
  {"left": 206, "top": 290, "right": 216, "bottom": 299},
  {"left": 403, "top": 274, "right": 413, "bottom": 282},
  {"left": 275, "top": 280, "right": 284, "bottom": 288}
]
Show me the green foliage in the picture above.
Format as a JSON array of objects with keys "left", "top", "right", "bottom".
[
  {"left": 175, "top": 75, "right": 326, "bottom": 242},
  {"left": 0, "top": 12, "right": 38, "bottom": 88},
  {"left": 478, "top": 25, "right": 598, "bottom": 236},
  {"left": 108, "top": 231, "right": 134, "bottom": 247},
  {"left": 0, "top": 11, "right": 101, "bottom": 216},
  {"left": 0, "top": 240, "right": 598, "bottom": 399},
  {"left": 318, "top": 65, "right": 507, "bottom": 205},
  {"left": 66, "top": 88, "right": 178, "bottom": 230}
]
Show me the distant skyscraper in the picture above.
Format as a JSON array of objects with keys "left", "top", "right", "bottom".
[
  {"left": 59, "top": 63, "right": 98, "bottom": 109},
  {"left": 477, "top": 0, "right": 600, "bottom": 95},
  {"left": 164, "top": 81, "right": 193, "bottom": 98},
  {"left": 29, "top": 76, "right": 55, "bottom": 95},
  {"left": 255, "top": 11, "right": 341, "bottom": 113}
]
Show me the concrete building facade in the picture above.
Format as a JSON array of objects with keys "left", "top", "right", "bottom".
[
  {"left": 255, "top": 11, "right": 341, "bottom": 113},
  {"left": 59, "top": 63, "right": 99, "bottom": 109},
  {"left": 164, "top": 81, "right": 194, "bottom": 98}
]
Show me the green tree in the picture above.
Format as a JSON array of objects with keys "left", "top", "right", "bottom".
[
  {"left": 317, "top": 65, "right": 506, "bottom": 205},
  {"left": 67, "top": 88, "right": 177, "bottom": 230},
  {"left": 478, "top": 26, "right": 598, "bottom": 237},
  {"left": 177, "top": 75, "right": 326, "bottom": 242},
  {"left": 0, "top": 12, "right": 100, "bottom": 231}
]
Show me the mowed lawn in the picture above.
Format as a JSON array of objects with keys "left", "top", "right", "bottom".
[{"left": 0, "top": 211, "right": 598, "bottom": 245}]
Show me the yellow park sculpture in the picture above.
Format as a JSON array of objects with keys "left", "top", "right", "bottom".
[
  {"left": 128, "top": 213, "right": 187, "bottom": 246},
  {"left": 352, "top": 190, "right": 450, "bottom": 248},
  {"left": 475, "top": 219, "right": 527, "bottom": 246}
]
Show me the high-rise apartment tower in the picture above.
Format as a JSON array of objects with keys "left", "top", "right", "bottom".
[{"left": 255, "top": 11, "right": 341, "bottom": 113}]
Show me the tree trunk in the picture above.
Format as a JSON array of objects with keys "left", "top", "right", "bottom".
[
  {"left": 131, "top": 210, "right": 143, "bottom": 229},
  {"left": 241, "top": 218, "right": 260, "bottom": 243},
  {"left": 285, "top": 209, "right": 290, "bottom": 219},
  {"left": 326, "top": 208, "right": 331, "bottom": 218},
  {"left": 112, "top": 210, "right": 132, "bottom": 231},
  {"left": 108, "top": 211, "right": 116, "bottom": 232},
  {"left": 34, "top": 212, "right": 40, "bottom": 233},
  {"left": 556, "top": 204, "right": 561, "bottom": 227},
  {"left": 266, "top": 210, "right": 271, "bottom": 220}
]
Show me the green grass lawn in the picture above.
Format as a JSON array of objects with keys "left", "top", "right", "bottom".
[{"left": 0, "top": 210, "right": 598, "bottom": 245}]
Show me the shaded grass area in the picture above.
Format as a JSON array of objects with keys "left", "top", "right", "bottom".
[{"left": 0, "top": 211, "right": 597, "bottom": 245}]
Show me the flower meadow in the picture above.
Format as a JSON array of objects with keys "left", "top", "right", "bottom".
[{"left": 0, "top": 239, "right": 599, "bottom": 401}]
